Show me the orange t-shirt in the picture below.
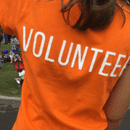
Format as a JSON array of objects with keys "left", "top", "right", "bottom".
[{"left": 0, "top": 0, "right": 130, "bottom": 130}]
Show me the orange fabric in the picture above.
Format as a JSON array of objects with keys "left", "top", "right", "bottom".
[{"left": 0, "top": 0, "right": 130, "bottom": 130}]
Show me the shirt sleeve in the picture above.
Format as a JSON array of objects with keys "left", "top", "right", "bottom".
[
  {"left": 0, "top": 0, "right": 18, "bottom": 35},
  {"left": 127, "top": 58, "right": 130, "bottom": 65},
  {"left": 0, "top": 0, "right": 4, "bottom": 28}
]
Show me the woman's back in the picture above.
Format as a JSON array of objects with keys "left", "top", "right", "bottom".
[{"left": 0, "top": 0, "right": 130, "bottom": 130}]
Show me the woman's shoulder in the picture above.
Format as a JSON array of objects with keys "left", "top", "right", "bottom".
[
  {"left": 114, "top": 1, "right": 130, "bottom": 31},
  {"left": 118, "top": 0, "right": 130, "bottom": 15}
]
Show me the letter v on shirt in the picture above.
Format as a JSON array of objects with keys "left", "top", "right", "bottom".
[{"left": 23, "top": 26, "right": 130, "bottom": 78}]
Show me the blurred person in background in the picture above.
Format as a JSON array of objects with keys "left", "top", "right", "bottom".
[{"left": 0, "top": 26, "right": 3, "bottom": 48}]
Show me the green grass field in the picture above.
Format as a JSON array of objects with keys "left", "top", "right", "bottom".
[{"left": 0, "top": 43, "right": 21, "bottom": 97}]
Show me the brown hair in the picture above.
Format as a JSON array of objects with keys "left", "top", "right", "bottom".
[{"left": 61, "top": 0, "right": 130, "bottom": 31}]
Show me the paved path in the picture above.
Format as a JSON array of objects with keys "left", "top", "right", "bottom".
[
  {"left": 118, "top": 110, "right": 130, "bottom": 130},
  {"left": 0, "top": 95, "right": 130, "bottom": 130},
  {"left": 0, "top": 98, "right": 20, "bottom": 130}
]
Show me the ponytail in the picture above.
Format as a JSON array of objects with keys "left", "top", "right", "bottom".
[{"left": 61, "top": 0, "right": 129, "bottom": 31}]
